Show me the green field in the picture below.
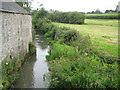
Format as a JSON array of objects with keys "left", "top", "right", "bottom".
[
  {"left": 85, "top": 19, "right": 118, "bottom": 27},
  {"left": 53, "top": 19, "right": 118, "bottom": 57},
  {"left": 86, "top": 13, "right": 118, "bottom": 16},
  {"left": 86, "top": 13, "right": 118, "bottom": 19}
]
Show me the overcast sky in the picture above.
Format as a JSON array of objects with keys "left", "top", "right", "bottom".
[{"left": 31, "top": 0, "right": 120, "bottom": 12}]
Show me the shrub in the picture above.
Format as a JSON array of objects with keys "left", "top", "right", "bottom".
[
  {"left": 62, "top": 29, "right": 92, "bottom": 53},
  {"left": 63, "top": 29, "right": 79, "bottom": 44},
  {"left": 48, "top": 56, "right": 118, "bottom": 88},
  {"left": 46, "top": 43, "right": 79, "bottom": 61},
  {"left": 70, "top": 34, "right": 92, "bottom": 52},
  {"left": 2, "top": 59, "right": 22, "bottom": 89},
  {"left": 33, "top": 18, "right": 51, "bottom": 34}
]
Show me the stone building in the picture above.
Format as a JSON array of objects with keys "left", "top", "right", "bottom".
[{"left": 0, "top": 2, "right": 32, "bottom": 60}]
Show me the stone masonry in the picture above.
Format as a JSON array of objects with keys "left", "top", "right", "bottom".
[{"left": 0, "top": 12, "right": 32, "bottom": 60}]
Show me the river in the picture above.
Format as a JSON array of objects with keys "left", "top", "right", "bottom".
[{"left": 13, "top": 35, "right": 50, "bottom": 88}]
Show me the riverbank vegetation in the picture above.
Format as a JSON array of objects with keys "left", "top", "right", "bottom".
[
  {"left": 32, "top": 8, "right": 119, "bottom": 88},
  {"left": 54, "top": 19, "right": 118, "bottom": 57},
  {"left": 1, "top": 42, "right": 36, "bottom": 89}
]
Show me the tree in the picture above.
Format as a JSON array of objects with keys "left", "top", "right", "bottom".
[
  {"left": 35, "top": 8, "right": 49, "bottom": 18},
  {"left": 105, "top": 10, "right": 115, "bottom": 13},
  {"left": 15, "top": 0, "right": 32, "bottom": 12},
  {"left": 94, "top": 9, "right": 102, "bottom": 14},
  {"left": 91, "top": 11, "right": 95, "bottom": 14}
]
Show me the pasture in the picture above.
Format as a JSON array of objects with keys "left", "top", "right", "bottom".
[{"left": 53, "top": 19, "right": 118, "bottom": 57}]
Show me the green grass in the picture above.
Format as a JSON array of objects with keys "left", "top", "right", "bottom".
[
  {"left": 86, "top": 13, "right": 118, "bottom": 19},
  {"left": 86, "top": 13, "right": 118, "bottom": 16},
  {"left": 53, "top": 19, "right": 118, "bottom": 57},
  {"left": 85, "top": 19, "right": 118, "bottom": 27}
]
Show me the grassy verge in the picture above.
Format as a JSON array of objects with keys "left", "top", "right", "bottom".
[
  {"left": 53, "top": 19, "right": 118, "bottom": 57},
  {"left": 85, "top": 19, "right": 118, "bottom": 27},
  {"left": 1, "top": 42, "right": 36, "bottom": 89}
]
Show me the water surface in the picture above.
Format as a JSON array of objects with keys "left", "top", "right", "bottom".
[{"left": 14, "top": 35, "right": 50, "bottom": 88}]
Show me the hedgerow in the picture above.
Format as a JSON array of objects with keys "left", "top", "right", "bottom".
[{"left": 86, "top": 13, "right": 119, "bottom": 19}]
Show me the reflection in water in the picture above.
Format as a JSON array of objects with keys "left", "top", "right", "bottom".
[
  {"left": 14, "top": 35, "right": 50, "bottom": 88},
  {"left": 33, "top": 35, "right": 49, "bottom": 88}
]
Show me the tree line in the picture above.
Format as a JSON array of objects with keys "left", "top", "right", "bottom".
[
  {"left": 15, "top": 1, "right": 85, "bottom": 25},
  {"left": 48, "top": 10, "right": 85, "bottom": 24},
  {"left": 32, "top": 8, "right": 85, "bottom": 25},
  {"left": 87, "top": 5, "right": 119, "bottom": 14}
]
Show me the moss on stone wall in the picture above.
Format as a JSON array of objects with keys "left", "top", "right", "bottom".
[{"left": 29, "top": 42, "right": 36, "bottom": 54}]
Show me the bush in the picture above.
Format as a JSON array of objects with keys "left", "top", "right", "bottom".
[
  {"left": 46, "top": 43, "right": 79, "bottom": 61},
  {"left": 33, "top": 18, "right": 51, "bottom": 34},
  {"left": 63, "top": 29, "right": 79, "bottom": 43},
  {"left": 61, "top": 29, "right": 92, "bottom": 53},
  {"left": 48, "top": 56, "right": 118, "bottom": 88},
  {"left": 2, "top": 59, "right": 22, "bottom": 89},
  {"left": 70, "top": 34, "right": 92, "bottom": 52}
]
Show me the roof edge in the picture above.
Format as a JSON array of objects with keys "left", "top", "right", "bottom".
[
  {"left": 0, "top": 2, "right": 31, "bottom": 15},
  {"left": 0, "top": 9, "right": 32, "bottom": 15}
]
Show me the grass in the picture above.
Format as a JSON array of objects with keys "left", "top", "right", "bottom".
[
  {"left": 53, "top": 19, "right": 118, "bottom": 57},
  {"left": 86, "top": 13, "right": 118, "bottom": 16},
  {"left": 85, "top": 19, "right": 118, "bottom": 27},
  {"left": 86, "top": 13, "right": 118, "bottom": 19}
]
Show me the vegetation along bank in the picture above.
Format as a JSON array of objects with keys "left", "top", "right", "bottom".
[
  {"left": 32, "top": 8, "right": 119, "bottom": 88},
  {"left": 1, "top": 42, "right": 36, "bottom": 89}
]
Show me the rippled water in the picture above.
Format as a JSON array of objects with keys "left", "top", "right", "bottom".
[{"left": 13, "top": 35, "right": 50, "bottom": 88}]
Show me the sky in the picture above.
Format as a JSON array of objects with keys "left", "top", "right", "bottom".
[{"left": 31, "top": 0, "right": 120, "bottom": 13}]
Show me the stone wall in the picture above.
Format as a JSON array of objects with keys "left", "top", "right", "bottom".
[
  {"left": 0, "top": 12, "right": 2, "bottom": 60},
  {"left": 0, "top": 12, "right": 32, "bottom": 60}
]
